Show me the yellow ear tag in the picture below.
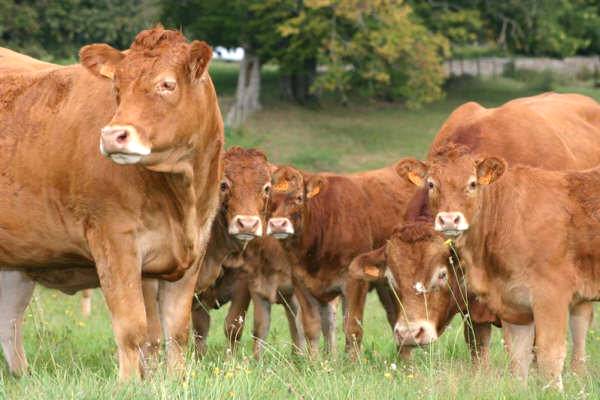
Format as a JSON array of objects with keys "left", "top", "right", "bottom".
[
  {"left": 407, "top": 171, "right": 423, "bottom": 187},
  {"left": 99, "top": 64, "right": 115, "bottom": 79},
  {"left": 307, "top": 185, "right": 320, "bottom": 199},
  {"left": 273, "top": 180, "right": 289, "bottom": 192},
  {"left": 364, "top": 265, "right": 380, "bottom": 278},
  {"left": 444, "top": 239, "right": 454, "bottom": 247},
  {"left": 478, "top": 174, "right": 492, "bottom": 185}
]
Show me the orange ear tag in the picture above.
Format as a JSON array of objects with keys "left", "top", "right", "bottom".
[
  {"left": 407, "top": 171, "right": 423, "bottom": 187},
  {"left": 307, "top": 185, "right": 320, "bottom": 198},
  {"left": 273, "top": 180, "right": 289, "bottom": 192},
  {"left": 364, "top": 265, "right": 380, "bottom": 278}
]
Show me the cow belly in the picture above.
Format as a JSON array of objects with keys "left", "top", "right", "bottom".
[{"left": 24, "top": 266, "right": 99, "bottom": 295}]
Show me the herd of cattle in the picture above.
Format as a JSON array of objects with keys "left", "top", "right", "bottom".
[{"left": 1, "top": 26, "right": 600, "bottom": 390}]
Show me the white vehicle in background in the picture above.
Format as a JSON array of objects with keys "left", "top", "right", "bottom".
[{"left": 214, "top": 46, "right": 244, "bottom": 62}]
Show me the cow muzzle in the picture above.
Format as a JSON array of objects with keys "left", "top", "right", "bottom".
[
  {"left": 100, "top": 124, "right": 151, "bottom": 165},
  {"left": 266, "top": 217, "right": 294, "bottom": 239},
  {"left": 394, "top": 320, "right": 438, "bottom": 346},
  {"left": 434, "top": 211, "right": 469, "bottom": 237},
  {"left": 229, "top": 215, "right": 262, "bottom": 241}
]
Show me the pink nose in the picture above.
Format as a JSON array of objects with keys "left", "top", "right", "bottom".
[
  {"left": 101, "top": 126, "right": 129, "bottom": 153},
  {"left": 268, "top": 218, "right": 289, "bottom": 231},
  {"left": 435, "top": 211, "right": 468, "bottom": 234},
  {"left": 236, "top": 216, "right": 259, "bottom": 232}
]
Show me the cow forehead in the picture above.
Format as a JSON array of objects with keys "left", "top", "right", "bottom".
[
  {"left": 430, "top": 156, "right": 476, "bottom": 184},
  {"left": 116, "top": 44, "right": 190, "bottom": 84}
]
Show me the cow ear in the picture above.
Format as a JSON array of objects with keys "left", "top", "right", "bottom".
[
  {"left": 79, "top": 44, "right": 125, "bottom": 80},
  {"left": 395, "top": 158, "right": 428, "bottom": 187},
  {"left": 305, "top": 176, "right": 325, "bottom": 199},
  {"left": 476, "top": 157, "right": 506, "bottom": 185},
  {"left": 189, "top": 40, "right": 212, "bottom": 81},
  {"left": 349, "top": 247, "right": 387, "bottom": 282}
]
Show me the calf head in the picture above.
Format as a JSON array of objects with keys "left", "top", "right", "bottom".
[
  {"left": 396, "top": 146, "right": 506, "bottom": 238},
  {"left": 80, "top": 26, "right": 214, "bottom": 169},
  {"left": 267, "top": 166, "right": 324, "bottom": 240},
  {"left": 220, "top": 147, "right": 272, "bottom": 241},
  {"left": 351, "top": 222, "right": 456, "bottom": 346}
]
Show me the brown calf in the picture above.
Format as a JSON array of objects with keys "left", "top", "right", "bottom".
[
  {"left": 267, "top": 164, "right": 416, "bottom": 356},
  {"left": 400, "top": 148, "right": 600, "bottom": 389},
  {"left": 0, "top": 27, "right": 223, "bottom": 379}
]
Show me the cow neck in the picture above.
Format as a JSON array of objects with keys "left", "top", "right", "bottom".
[
  {"left": 296, "top": 197, "right": 326, "bottom": 268},
  {"left": 148, "top": 81, "right": 224, "bottom": 270}
]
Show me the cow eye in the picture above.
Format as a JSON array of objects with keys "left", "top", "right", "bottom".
[
  {"left": 468, "top": 180, "right": 477, "bottom": 190},
  {"left": 157, "top": 79, "right": 177, "bottom": 94},
  {"left": 427, "top": 180, "right": 434, "bottom": 190},
  {"left": 220, "top": 181, "right": 230, "bottom": 192},
  {"left": 295, "top": 195, "right": 303, "bottom": 204}
]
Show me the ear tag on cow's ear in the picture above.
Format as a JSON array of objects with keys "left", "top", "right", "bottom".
[
  {"left": 99, "top": 64, "right": 115, "bottom": 80},
  {"left": 364, "top": 265, "right": 380, "bottom": 278},
  {"left": 273, "top": 180, "right": 289, "bottom": 192},
  {"left": 407, "top": 171, "right": 424, "bottom": 187},
  {"left": 478, "top": 174, "right": 492, "bottom": 185},
  {"left": 307, "top": 186, "right": 320, "bottom": 199}
]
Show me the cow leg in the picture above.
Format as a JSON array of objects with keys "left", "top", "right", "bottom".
[
  {"left": 252, "top": 293, "right": 272, "bottom": 359},
  {"left": 294, "top": 285, "right": 322, "bottom": 357},
  {"left": 343, "top": 278, "right": 369, "bottom": 359},
  {"left": 533, "top": 296, "right": 569, "bottom": 390},
  {"left": 191, "top": 299, "right": 211, "bottom": 357},
  {"left": 0, "top": 270, "right": 35, "bottom": 377},
  {"left": 80, "top": 289, "right": 93, "bottom": 318},
  {"left": 281, "top": 293, "right": 306, "bottom": 355},
  {"left": 503, "top": 321, "right": 535, "bottom": 382},
  {"left": 569, "top": 302, "right": 593, "bottom": 374},
  {"left": 158, "top": 265, "right": 200, "bottom": 376},
  {"left": 141, "top": 279, "right": 162, "bottom": 371},
  {"left": 320, "top": 299, "right": 338, "bottom": 355},
  {"left": 88, "top": 231, "right": 146, "bottom": 381},
  {"left": 463, "top": 319, "right": 492, "bottom": 366},
  {"left": 224, "top": 280, "right": 250, "bottom": 353}
]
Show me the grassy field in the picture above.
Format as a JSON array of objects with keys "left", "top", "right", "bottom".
[{"left": 2, "top": 62, "right": 600, "bottom": 399}]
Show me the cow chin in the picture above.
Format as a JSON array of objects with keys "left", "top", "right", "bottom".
[{"left": 100, "top": 141, "right": 150, "bottom": 165}]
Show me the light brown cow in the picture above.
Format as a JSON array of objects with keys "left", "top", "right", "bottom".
[
  {"left": 0, "top": 26, "right": 223, "bottom": 380},
  {"left": 399, "top": 152, "right": 600, "bottom": 389},
  {"left": 349, "top": 220, "right": 499, "bottom": 364},
  {"left": 267, "top": 164, "right": 416, "bottom": 356}
]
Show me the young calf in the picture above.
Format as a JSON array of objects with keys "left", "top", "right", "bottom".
[
  {"left": 398, "top": 147, "right": 600, "bottom": 389},
  {"left": 266, "top": 164, "right": 417, "bottom": 356},
  {"left": 349, "top": 220, "right": 498, "bottom": 364}
]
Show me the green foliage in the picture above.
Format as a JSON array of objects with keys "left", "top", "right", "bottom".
[
  {"left": 0, "top": 0, "right": 159, "bottom": 59},
  {"left": 281, "top": 0, "right": 449, "bottom": 108}
]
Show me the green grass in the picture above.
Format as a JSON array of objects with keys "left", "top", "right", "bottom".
[{"left": 3, "top": 61, "right": 600, "bottom": 399}]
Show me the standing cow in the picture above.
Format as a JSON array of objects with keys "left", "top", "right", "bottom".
[
  {"left": 266, "top": 164, "right": 415, "bottom": 356},
  {"left": 0, "top": 26, "right": 223, "bottom": 380}
]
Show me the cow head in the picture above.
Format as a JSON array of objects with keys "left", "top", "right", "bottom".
[
  {"left": 220, "top": 147, "right": 272, "bottom": 241},
  {"left": 80, "top": 26, "right": 214, "bottom": 169},
  {"left": 267, "top": 166, "right": 324, "bottom": 240},
  {"left": 395, "top": 148, "right": 506, "bottom": 238},
  {"left": 350, "top": 222, "right": 455, "bottom": 346}
]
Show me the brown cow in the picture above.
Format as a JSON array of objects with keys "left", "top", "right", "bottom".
[
  {"left": 0, "top": 26, "right": 223, "bottom": 380},
  {"left": 397, "top": 152, "right": 600, "bottom": 389},
  {"left": 266, "top": 164, "right": 416, "bottom": 356},
  {"left": 393, "top": 93, "right": 600, "bottom": 372}
]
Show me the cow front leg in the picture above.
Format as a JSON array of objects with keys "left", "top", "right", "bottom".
[
  {"left": 569, "top": 302, "right": 593, "bottom": 374},
  {"left": 533, "top": 295, "right": 569, "bottom": 390},
  {"left": 464, "top": 319, "right": 492, "bottom": 366},
  {"left": 88, "top": 230, "right": 147, "bottom": 381},
  {"left": 80, "top": 289, "right": 93, "bottom": 317},
  {"left": 503, "top": 321, "right": 535, "bottom": 383},
  {"left": 320, "top": 299, "right": 338, "bottom": 355},
  {"left": 252, "top": 293, "right": 272, "bottom": 359},
  {"left": 141, "top": 279, "right": 162, "bottom": 371},
  {"left": 224, "top": 279, "right": 250, "bottom": 353},
  {"left": 0, "top": 270, "right": 35, "bottom": 377},
  {"left": 281, "top": 293, "right": 306, "bottom": 355},
  {"left": 343, "top": 278, "right": 369, "bottom": 359},
  {"left": 294, "top": 285, "right": 322, "bottom": 357},
  {"left": 158, "top": 265, "right": 200, "bottom": 376},
  {"left": 191, "top": 298, "right": 211, "bottom": 357}
]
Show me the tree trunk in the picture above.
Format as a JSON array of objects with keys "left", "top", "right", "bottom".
[
  {"left": 278, "top": 57, "right": 318, "bottom": 105},
  {"left": 225, "top": 49, "right": 261, "bottom": 129}
]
